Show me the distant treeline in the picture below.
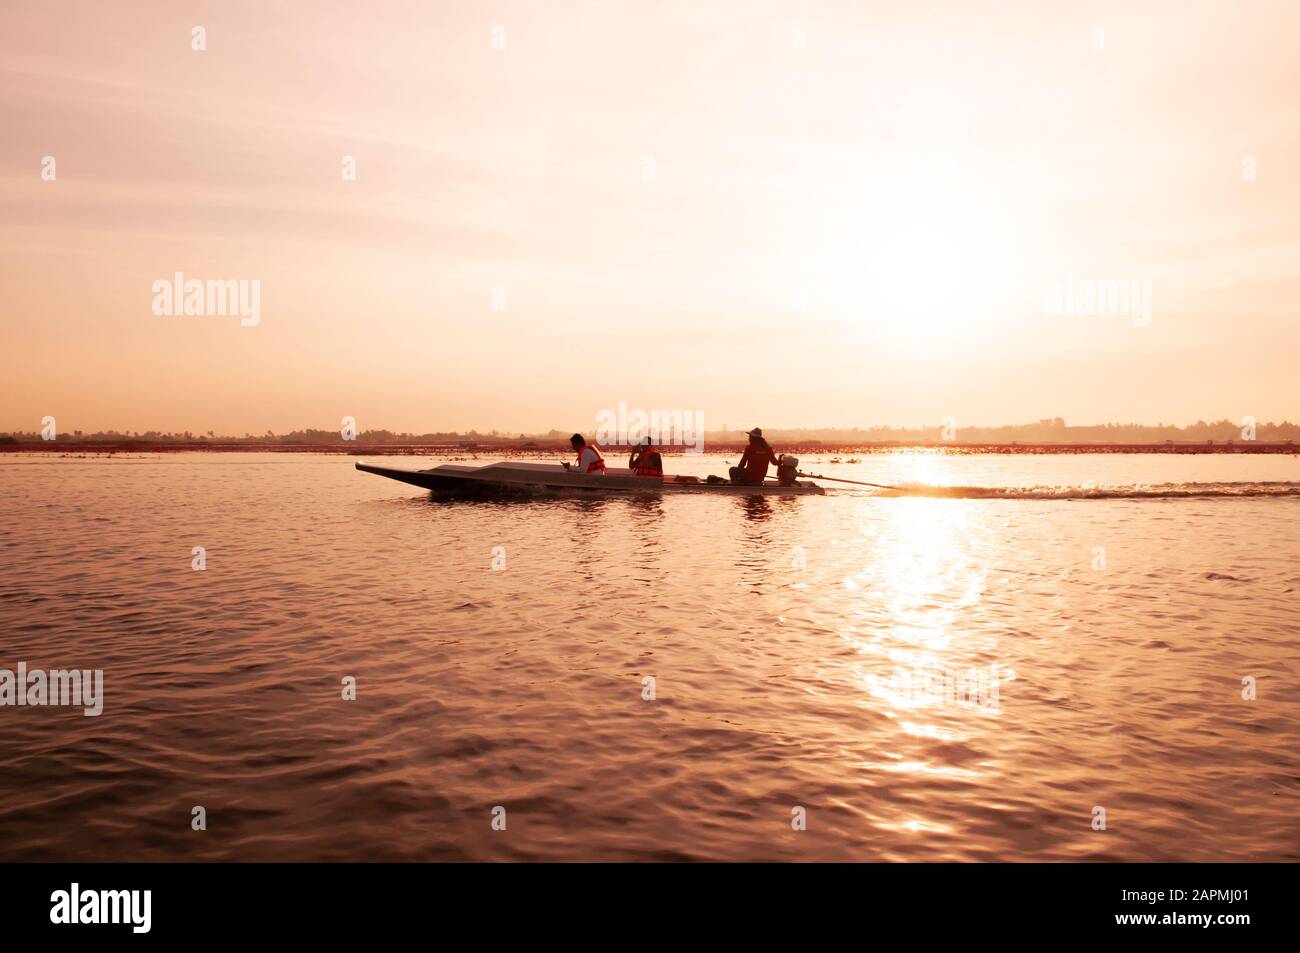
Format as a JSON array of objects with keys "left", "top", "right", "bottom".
[
  {"left": 742, "top": 418, "right": 1299, "bottom": 445},
  {"left": 2, "top": 418, "right": 1297, "bottom": 446}
]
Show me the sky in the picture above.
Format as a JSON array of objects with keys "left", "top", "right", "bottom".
[{"left": 2, "top": 0, "right": 1298, "bottom": 435}]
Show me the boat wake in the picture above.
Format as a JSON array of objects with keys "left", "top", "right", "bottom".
[{"left": 868, "top": 481, "right": 1300, "bottom": 500}]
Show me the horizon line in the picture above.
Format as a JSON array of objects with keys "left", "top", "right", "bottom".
[{"left": 5, "top": 415, "right": 1298, "bottom": 442}]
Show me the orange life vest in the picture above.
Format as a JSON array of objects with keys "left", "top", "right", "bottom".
[
  {"left": 633, "top": 449, "right": 663, "bottom": 478},
  {"left": 577, "top": 443, "right": 606, "bottom": 474}
]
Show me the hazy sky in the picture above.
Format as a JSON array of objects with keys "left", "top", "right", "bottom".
[{"left": 2, "top": 1, "right": 1298, "bottom": 434}]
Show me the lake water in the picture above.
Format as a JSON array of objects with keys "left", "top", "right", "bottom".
[{"left": 1, "top": 451, "right": 1297, "bottom": 861}]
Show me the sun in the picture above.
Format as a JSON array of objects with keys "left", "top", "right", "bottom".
[{"left": 792, "top": 150, "right": 1040, "bottom": 356}]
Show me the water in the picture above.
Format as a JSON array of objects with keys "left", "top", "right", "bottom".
[{"left": 1, "top": 451, "right": 1297, "bottom": 861}]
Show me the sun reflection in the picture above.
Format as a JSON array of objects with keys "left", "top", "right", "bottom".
[
  {"left": 842, "top": 494, "right": 986, "bottom": 666},
  {"left": 838, "top": 474, "right": 998, "bottom": 739},
  {"left": 877, "top": 818, "right": 956, "bottom": 835},
  {"left": 824, "top": 456, "right": 1012, "bottom": 844},
  {"left": 899, "top": 720, "right": 961, "bottom": 741}
]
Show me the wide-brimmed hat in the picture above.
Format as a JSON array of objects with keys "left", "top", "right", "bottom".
[{"left": 747, "top": 428, "right": 763, "bottom": 438}]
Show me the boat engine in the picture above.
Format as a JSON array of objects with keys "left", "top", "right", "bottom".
[{"left": 776, "top": 454, "right": 799, "bottom": 486}]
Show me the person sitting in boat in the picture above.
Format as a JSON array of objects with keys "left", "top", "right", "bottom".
[
  {"left": 729, "top": 428, "right": 779, "bottom": 485},
  {"left": 628, "top": 436, "right": 664, "bottom": 478},
  {"left": 563, "top": 433, "right": 606, "bottom": 475}
]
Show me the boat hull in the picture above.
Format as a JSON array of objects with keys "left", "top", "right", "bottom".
[{"left": 355, "top": 462, "right": 825, "bottom": 495}]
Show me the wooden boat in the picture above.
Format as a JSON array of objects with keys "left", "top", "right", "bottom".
[{"left": 355, "top": 461, "right": 826, "bottom": 495}]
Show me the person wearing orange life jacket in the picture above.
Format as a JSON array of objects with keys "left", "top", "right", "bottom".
[
  {"left": 628, "top": 436, "right": 664, "bottom": 478},
  {"left": 562, "top": 433, "right": 606, "bottom": 474}
]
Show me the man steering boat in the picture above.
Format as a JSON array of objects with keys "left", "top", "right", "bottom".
[{"left": 729, "top": 428, "right": 781, "bottom": 486}]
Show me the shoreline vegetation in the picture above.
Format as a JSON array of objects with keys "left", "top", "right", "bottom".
[
  {"left": 2, "top": 418, "right": 1297, "bottom": 456},
  {"left": 3, "top": 444, "right": 1295, "bottom": 455}
]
